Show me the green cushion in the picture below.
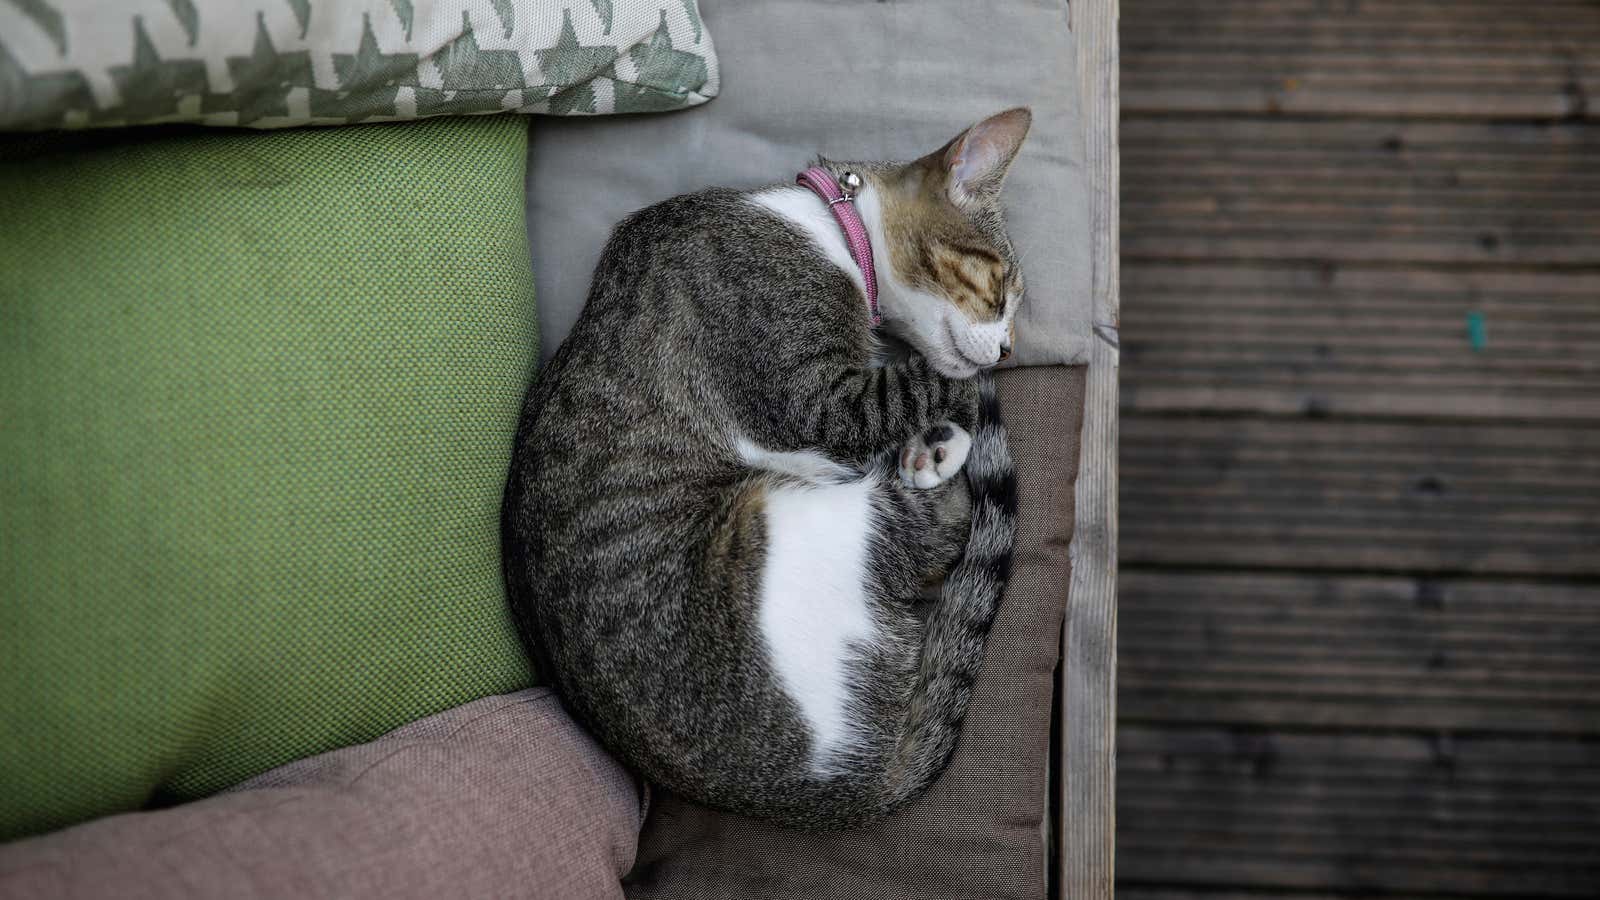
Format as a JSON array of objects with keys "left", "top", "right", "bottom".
[{"left": 0, "top": 115, "right": 538, "bottom": 840}]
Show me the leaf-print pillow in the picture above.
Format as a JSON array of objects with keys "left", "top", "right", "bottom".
[{"left": 0, "top": 0, "right": 718, "bottom": 130}]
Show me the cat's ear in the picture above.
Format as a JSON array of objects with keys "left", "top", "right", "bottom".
[{"left": 934, "top": 107, "right": 1032, "bottom": 206}]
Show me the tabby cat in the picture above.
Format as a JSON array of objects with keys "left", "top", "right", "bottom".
[{"left": 501, "top": 108, "right": 1032, "bottom": 830}]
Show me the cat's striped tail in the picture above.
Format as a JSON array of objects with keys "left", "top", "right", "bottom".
[{"left": 881, "top": 374, "right": 1018, "bottom": 813}]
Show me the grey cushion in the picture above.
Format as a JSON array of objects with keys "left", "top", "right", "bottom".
[{"left": 525, "top": 0, "right": 1092, "bottom": 368}]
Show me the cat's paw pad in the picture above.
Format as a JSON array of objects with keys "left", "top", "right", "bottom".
[{"left": 899, "top": 423, "right": 972, "bottom": 489}]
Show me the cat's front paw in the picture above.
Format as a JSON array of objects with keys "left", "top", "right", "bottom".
[{"left": 899, "top": 422, "right": 972, "bottom": 489}]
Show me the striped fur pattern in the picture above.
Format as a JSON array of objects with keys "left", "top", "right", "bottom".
[{"left": 501, "top": 109, "right": 1030, "bottom": 830}]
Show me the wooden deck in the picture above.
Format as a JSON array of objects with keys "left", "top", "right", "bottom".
[{"left": 1116, "top": 0, "right": 1600, "bottom": 896}]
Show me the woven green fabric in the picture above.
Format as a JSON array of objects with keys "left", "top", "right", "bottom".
[{"left": 0, "top": 116, "right": 538, "bottom": 840}]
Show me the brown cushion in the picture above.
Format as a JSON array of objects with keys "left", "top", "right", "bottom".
[
  {"left": 0, "top": 689, "right": 643, "bottom": 900},
  {"left": 623, "top": 366, "right": 1086, "bottom": 900}
]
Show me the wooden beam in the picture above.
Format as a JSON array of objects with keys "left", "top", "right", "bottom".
[{"left": 1062, "top": 1, "right": 1120, "bottom": 897}]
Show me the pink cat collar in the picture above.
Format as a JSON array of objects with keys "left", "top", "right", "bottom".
[{"left": 796, "top": 165, "right": 881, "bottom": 327}]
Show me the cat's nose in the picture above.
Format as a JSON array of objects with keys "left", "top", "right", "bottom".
[{"left": 997, "top": 342, "right": 1012, "bottom": 363}]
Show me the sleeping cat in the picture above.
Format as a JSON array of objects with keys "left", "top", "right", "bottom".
[{"left": 501, "top": 108, "right": 1031, "bottom": 830}]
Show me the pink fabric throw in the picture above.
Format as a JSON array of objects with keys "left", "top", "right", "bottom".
[
  {"left": 795, "top": 165, "right": 881, "bottom": 326},
  {"left": 0, "top": 689, "right": 644, "bottom": 900}
]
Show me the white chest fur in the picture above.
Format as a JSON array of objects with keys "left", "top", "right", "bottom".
[{"left": 755, "top": 478, "right": 878, "bottom": 773}]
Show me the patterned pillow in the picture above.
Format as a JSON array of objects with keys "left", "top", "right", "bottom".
[{"left": 0, "top": 0, "right": 718, "bottom": 130}]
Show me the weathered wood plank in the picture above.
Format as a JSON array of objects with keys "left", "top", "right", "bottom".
[
  {"left": 1127, "top": 232, "right": 1597, "bottom": 265},
  {"left": 1120, "top": 572, "right": 1600, "bottom": 732},
  {"left": 1121, "top": 261, "right": 1600, "bottom": 420},
  {"left": 1125, "top": 262, "right": 1600, "bottom": 295},
  {"left": 1123, "top": 118, "right": 1600, "bottom": 146},
  {"left": 1121, "top": 0, "right": 1600, "bottom": 118},
  {"left": 1061, "top": 2, "right": 1119, "bottom": 899},
  {"left": 1122, "top": 118, "right": 1600, "bottom": 265},
  {"left": 1118, "top": 724, "right": 1600, "bottom": 895},
  {"left": 1123, "top": 118, "right": 1600, "bottom": 161},
  {"left": 1121, "top": 417, "right": 1600, "bottom": 575},
  {"left": 1125, "top": 891, "right": 1595, "bottom": 900}
]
